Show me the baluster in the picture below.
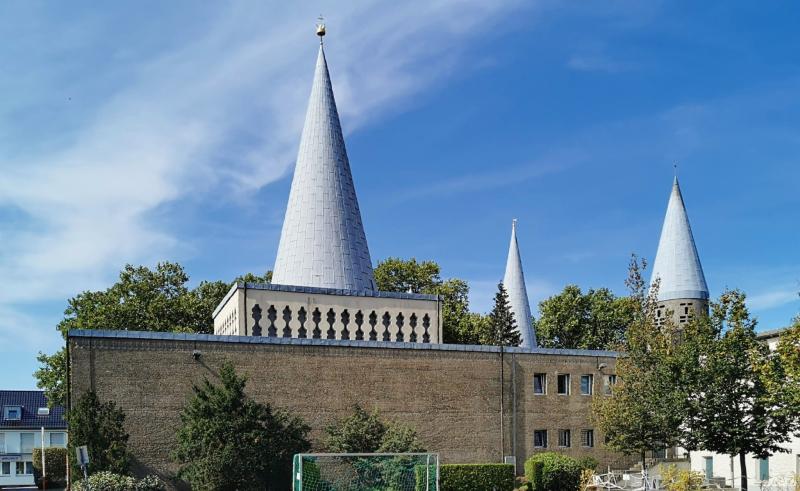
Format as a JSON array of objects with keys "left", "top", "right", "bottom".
[
  {"left": 282, "top": 306, "right": 292, "bottom": 338},
  {"left": 326, "top": 308, "right": 336, "bottom": 339},
  {"left": 251, "top": 304, "right": 262, "bottom": 337},
  {"left": 409, "top": 313, "right": 418, "bottom": 342},
  {"left": 355, "top": 310, "right": 364, "bottom": 340},
  {"left": 395, "top": 312, "right": 404, "bottom": 342},
  {"left": 298, "top": 307, "right": 308, "bottom": 338},
  {"left": 368, "top": 311, "right": 378, "bottom": 341},
  {"left": 341, "top": 309, "right": 351, "bottom": 340},
  {"left": 382, "top": 312, "right": 391, "bottom": 341},
  {"left": 422, "top": 314, "right": 431, "bottom": 343},
  {"left": 312, "top": 308, "right": 322, "bottom": 339},
  {"left": 267, "top": 305, "right": 277, "bottom": 337}
]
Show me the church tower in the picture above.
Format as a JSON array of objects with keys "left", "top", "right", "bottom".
[
  {"left": 503, "top": 219, "right": 537, "bottom": 349},
  {"left": 650, "top": 177, "right": 709, "bottom": 326},
  {"left": 272, "top": 37, "right": 376, "bottom": 292}
]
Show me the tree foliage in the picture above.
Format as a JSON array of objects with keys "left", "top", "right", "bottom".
[
  {"left": 486, "top": 283, "right": 521, "bottom": 347},
  {"left": 325, "top": 405, "right": 425, "bottom": 453},
  {"left": 373, "top": 257, "right": 484, "bottom": 344},
  {"left": 534, "top": 285, "right": 635, "bottom": 350},
  {"left": 68, "top": 391, "right": 131, "bottom": 477},
  {"left": 35, "top": 262, "right": 269, "bottom": 407},
  {"left": 593, "top": 255, "right": 686, "bottom": 467},
  {"left": 173, "top": 362, "right": 310, "bottom": 490}
]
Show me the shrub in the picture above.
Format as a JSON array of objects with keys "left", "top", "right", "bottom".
[
  {"left": 525, "top": 453, "right": 582, "bottom": 491},
  {"left": 71, "top": 471, "right": 166, "bottom": 491},
  {"left": 32, "top": 447, "right": 68, "bottom": 488},
  {"left": 430, "top": 464, "right": 515, "bottom": 491},
  {"left": 659, "top": 464, "right": 704, "bottom": 491},
  {"left": 576, "top": 456, "right": 598, "bottom": 471},
  {"left": 528, "top": 461, "right": 544, "bottom": 491}
]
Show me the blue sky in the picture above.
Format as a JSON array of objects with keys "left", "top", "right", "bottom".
[{"left": 1, "top": 1, "right": 799, "bottom": 389}]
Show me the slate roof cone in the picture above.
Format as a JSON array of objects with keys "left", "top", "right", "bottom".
[
  {"left": 650, "top": 177, "right": 709, "bottom": 301},
  {"left": 272, "top": 43, "right": 376, "bottom": 292},
  {"left": 503, "top": 219, "right": 537, "bottom": 349}
]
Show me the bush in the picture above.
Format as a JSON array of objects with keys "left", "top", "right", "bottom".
[
  {"left": 576, "top": 456, "right": 598, "bottom": 471},
  {"left": 71, "top": 471, "right": 166, "bottom": 491},
  {"left": 659, "top": 464, "right": 704, "bottom": 491},
  {"left": 431, "top": 464, "right": 515, "bottom": 491},
  {"left": 525, "top": 453, "right": 583, "bottom": 491},
  {"left": 32, "top": 447, "right": 68, "bottom": 488},
  {"left": 528, "top": 461, "right": 544, "bottom": 491}
]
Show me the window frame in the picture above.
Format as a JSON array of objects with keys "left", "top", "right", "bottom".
[
  {"left": 0, "top": 461, "right": 10, "bottom": 476},
  {"left": 581, "top": 429, "right": 594, "bottom": 448},
  {"left": 20, "top": 432, "right": 35, "bottom": 454},
  {"left": 604, "top": 374, "right": 617, "bottom": 395},
  {"left": 558, "top": 429, "right": 571, "bottom": 448},
  {"left": 557, "top": 374, "right": 571, "bottom": 395},
  {"left": 50, "top": 432, "right": 66, "bottom": 447},
  {"left": 580, "top": 374, "right": 593, "bottom": 395},
  {"left": 533, "top": 430, "right": 548, "bottom": 448},
  {"left": 3, "top": 406, "right": 22, "bottom": 421},
  {"left": 533, "top": 373, "right": 547, "bottom": 395}
]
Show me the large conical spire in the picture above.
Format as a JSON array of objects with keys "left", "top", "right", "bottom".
[
  {"left": 272, "top": 44, "right": 376, "bottom": 292},
  {"left": 650, "top": 177, "right": 708, "bottom": 301},
  {"left": 503, "top": 219, "right": 537, "bottom": 349}
]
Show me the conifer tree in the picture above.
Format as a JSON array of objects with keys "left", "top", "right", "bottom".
[
  {"left": 487, "top": 283, "right": 521, "bottom": 347},
  {"left": 173, "top": 362, "right": 310, "bottom": 490},
  {"left": 67, "top": 391, "right": 131, "bottom": 477}
]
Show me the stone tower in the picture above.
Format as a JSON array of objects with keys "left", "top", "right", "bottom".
[
  {"left": 272, "top": 44, "right": 376, "bottom": 292},
  {"left": 503, "top": 219, "right": 537, "bottom": 349},
  {"left": 650, "top": 177, "right": 709, "bottom": 326}
]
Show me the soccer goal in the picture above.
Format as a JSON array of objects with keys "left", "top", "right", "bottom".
[{"left": 293, "top": 452, "right": 440, "bottom": 491}]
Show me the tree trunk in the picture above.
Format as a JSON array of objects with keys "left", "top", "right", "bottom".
[{"left": 739, "top": 452, "right": 748, "bottom": 491}]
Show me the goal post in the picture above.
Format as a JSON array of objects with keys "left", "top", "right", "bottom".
[{"left": 293, "top": 452, "right": 439, "bottom": 491}]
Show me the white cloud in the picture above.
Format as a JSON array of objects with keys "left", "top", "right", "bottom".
[
  {"left": 0, "top": 1, "right": 527, "bottom": 354},
  {"left": 747, "top": 286, "right": 799, "bottom": 311}
]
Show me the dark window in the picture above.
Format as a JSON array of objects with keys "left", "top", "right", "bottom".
[
  {"left": 604, "top": 374, "right": 617, "bottom": 395},
  {"left": 3, "top": 406, "right": 21, "bottom": 421},
  {"left": 1, "top": 462, "right": 9, "bottom": 475},
  {"left": 580, "top": 375, "right": 593, "bottom": 395},
  {"left": 557, "top": 374, "right": 570, "bottom": 395},
  {"left": 534, "top": 430, "right": 548, "bottom": 448},
  {"left": 581, "top": 429, "right": 594, "bottom": 448},
  {"left": 533, "top": 373, "right": 546, "bottom": 395},
  {"left": 558, "top": 429, "right": 571, "bottom": 448}
]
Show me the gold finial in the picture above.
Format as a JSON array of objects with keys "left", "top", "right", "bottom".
[{"left": 316, "top": 15, "right": 326, "bottom": 43}]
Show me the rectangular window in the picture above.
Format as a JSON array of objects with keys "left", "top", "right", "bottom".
[
  {"left": 533, "top": 374, "right": 547, "bottom": 395},
  {"left": 0, "top": 432, "right": 4, "bottom": 452},
  {"left": 558, "top": 429, "right": 571, "bottom": 448},
  {"left": 533, "top": 430, "right": 548, "bottom": 448},
  {"left": 16, "top": 461, "right": 33, "bottom": 475},
  {"left": 0, "top": 462, "right": 10, "bottom": 475},
  {"left": 50, "top": 432, "right": 66, "bottom": 447},
  {"left": 581, "top": 429, "right": 594, "bottom": 447},
  {"left": 3, "top": 406, "right": 22, "bottom": 421},
  {"left": 20, "top": 433, "right": 34, "bottom": 454},
  {"left": 557, "top": 374, "right": 570, "bottom": 395},
  {"left": 604, "top": 374, "right": 617, "bottom": 395},
  {"left": 759, "top": 458, "right": 769, "bottom": 481},
  {"left": 581, "top": 374, "right": 593, "bottom": 395}
]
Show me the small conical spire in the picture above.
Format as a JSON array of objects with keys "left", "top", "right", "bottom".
[
  {"left": 503, "top": 219, "right": 537, "bottom": 349},
  {"left": 272, "top": 35, "right": 376, "bottom": 292},
  {"left": 650, "top": 177, "right": 708, "bottom": 301}
]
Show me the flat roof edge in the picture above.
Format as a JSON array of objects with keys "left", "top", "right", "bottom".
[{"left": 68, "top": 329, "right": 619, "bottom": 357}]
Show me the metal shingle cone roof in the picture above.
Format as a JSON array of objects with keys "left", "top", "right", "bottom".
[
  {"left": 650, "top": 177, "right": 709, "bottom": 301},
  {"left": 503, "top": 219, "right": 537, "bottom": 348},
  {"left": 272, "top": 46, "right": 376, "bottom": 292}
]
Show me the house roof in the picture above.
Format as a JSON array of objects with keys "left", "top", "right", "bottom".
[
  {"left": 0, "top": 391, "right": 67, "bottom": 429},
  {"left": 272, "top": 44, "right": 376, "bottom": 293},
  {"left": 502, "top": 219, "right": 537, "bottom": 349}
]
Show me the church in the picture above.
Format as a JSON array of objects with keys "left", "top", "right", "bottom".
[{"left": 67, "top": 24, "right": 712, "bottom": 483}]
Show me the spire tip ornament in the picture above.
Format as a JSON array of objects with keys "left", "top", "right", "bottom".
[{"left": 316, "top": 16, "right": 326, "bottom": 43}]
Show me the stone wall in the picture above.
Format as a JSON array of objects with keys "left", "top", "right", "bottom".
[{"left": 68, "top": 330, "right": 634, "bottom": 486}]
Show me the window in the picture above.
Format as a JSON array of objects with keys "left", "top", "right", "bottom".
[
  {"left": 0, "top": 432, "right": 4, "bottom": 452},
  {"left": 604, "top": 374, "right": 617, "bottom": 395},
  {"left": 20, "top": 433, "right": 34, "bottom": 454},
  {"left": 759, "top": 458, "right": 769, "bottom": 481},
  {"left": 557, "top": 374, "right": 570, "bottom": 395},
  {"left": 533, "top": 374, "right": 547, "bottom": 395},
  {"left": 534, "top": 430, "right": 548, "bottom": 448},
  {"left": 1, "top": 462, "right": 10, "bottom": 475},
  {"left": 580, "top": 375, "right": 593, "bottom": 395},
  {"left": 3, "top": 406, "right": 22, "bottom": 421},
  {"left": 50, "top": 432, "right": 66, "bottom": 447},
  {"left": 16, "top": 461, "right": 33, "bottom": 475},
  {"left": 581, "top": 429, "right": 594, "bottom": 447},
  {"left": 558, "top": 429, "right": 571, "bottom": 448}
]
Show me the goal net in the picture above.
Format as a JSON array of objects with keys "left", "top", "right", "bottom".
[{"left": 293, "top": 453, "right": 439, "bottom": 491}]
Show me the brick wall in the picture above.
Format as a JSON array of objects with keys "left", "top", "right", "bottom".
[{"left": 68, "top": 331, "right": 633, "bottom": 485}]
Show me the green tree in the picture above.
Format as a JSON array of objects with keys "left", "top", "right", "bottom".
[
  {"left": 173, "top": 362, "right": 310, "bottom": 490},
  {"left": 682, "top": 290, "right": 797, "bottom": 491},
  {"left": 68, "top": 391, "right": 131, "bottom": 477},
  {"left": 593, "top": 255, "right": 686, "bottom": 474},
  {"left": 325, "top": 404, "right": 424, "bottom": 453},
  {"left": 534, "top": 285, "right": 635, "bottom": 350},
  {"left": 485, "top": 283, "right": 521, "bottom": 347},
  {"left": 373, "top": 257, "right": 483, "bottom": 344},
  {"left": 775, "top": 314, "right": 800, "bottom": 409},
  {"left": 35, "top": 262, "right": 268, "bottom": 407}
]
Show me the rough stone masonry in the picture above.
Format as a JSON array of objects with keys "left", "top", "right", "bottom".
[{"left": 68, "top": 329, "right": 634, "bottom": 486}]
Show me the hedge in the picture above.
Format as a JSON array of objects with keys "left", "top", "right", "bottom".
[
  {"left": 32, "top": 448, "right": 68, "bottom": 488},
  {"left": 524, "top": 453, "right": 582, "bottom": 491},
  {"left": 418, "top": 463, "right": 515, "bottom": 491},
  {"left": 71, "top": 471, "right": 166, "bottom": 491}
]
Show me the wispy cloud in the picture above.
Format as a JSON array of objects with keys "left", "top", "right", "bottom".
[
  {"left": 747, "top": 286, "right": 799, "bottom": 311},
  {"left": 566, "top": 54, "right": 634, "bottom": 73},
  {"left": 0, "top": 1, "right": 527, "bottom": 352}
]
